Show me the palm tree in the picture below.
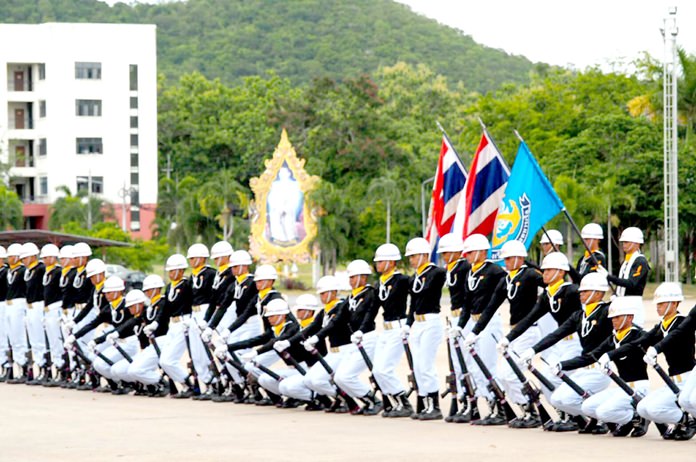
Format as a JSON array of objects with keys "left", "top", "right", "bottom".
[
  {"left": 0, "top": 185, "right": 23, "bottom": 229},
  {"left": 367, "top": 171, "right": 403, "bottom": 243},
  {"left": 48, "top": 186, "right": 109, "bottom": 231}
]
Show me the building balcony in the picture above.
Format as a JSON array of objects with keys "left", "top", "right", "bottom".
[{"left": 5, "top": 91, "right": 35, "bottom": 102}]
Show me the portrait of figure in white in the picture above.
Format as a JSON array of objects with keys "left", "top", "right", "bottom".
[{"left": 266, "top": 165, "right": 305, "bottom": 245}]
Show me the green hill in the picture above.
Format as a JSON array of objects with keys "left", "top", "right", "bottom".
[{"left": 1, "top": 0, "right": 537, "bottom": 92}]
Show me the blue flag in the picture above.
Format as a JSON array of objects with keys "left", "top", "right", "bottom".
[{"left": 490, "top": 141, "right": 564, "bottom": 260}]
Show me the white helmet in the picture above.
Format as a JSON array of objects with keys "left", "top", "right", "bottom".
[
  {"left": 210, "top": 241, "right": 234, "bottom": 259},
  {"left": 125, "top": 289, "right": 148, "bottom": 307},
  {"left": 19, "top": 242, "right": 40, "bottom": 259},
  {"left": 346, "top": 259, "right": 372, "bottom": 277},
  {"left": 254, "top": 264, "right": 278, "bottom": 281},
  {"left": 654, "top": 282, "right": 683, "bottom": 303},
  {"left": 40, "top": 244, "right": 60, "bottom": 258},
  {"left": 230, "top": 250, "right": 253, "bottom": 267},
  {"left": 316, "top": 275, "right": 340, "bottom": 294},
  {"left": 608, "top": 296, "right": 641, "bottom": 318},
  {"left": 0, "top": 246, "right": 6, "bottom": 259},
  {"left": 85, "top": 258, "right": 106, "bottom": 277},
  {"left": 579, "top": 272, "right": 609, "bottom": 292},
  {"left": 463, "top": 233, "right": 490, "bottom": 252},
  {"left": 186, "top": 243, "right": 210, "bottom": 259},
  {"left": 165, "top": 254, "right": 188, "bottom": 271},
  {"left": 264, "top": 298, "right": 290, "bottom": 316},
  {"left": 581, "top": 223, "right": 604, "bottom": 240},
  {"left": 102, "top": 275, "right": 125, "bottom": 293},
  {"left": 500, "top": 240, "right": 528, "bottom": 259},
  {"left": 7, "top": 243, "right": 22, "bottom": 257},
  {"left": 539, "top": 229, "right": 564, "bottom": 246},
  {"left": 404, "top": 237, "right": 430, "bottom": 257},
  {"left": 72, "top": 242, "right": 92, "bottom": 258},
  {"left": 437, "top": 233, "right": 465, "bottom": 254},
  {"left": 619, "top": 227, "right": 644, "bottom": 244},
  {"left": 540, "top": 252, "right": 570, "bottom": 271},
  {"left": 59, "top": 245, "right": 73, "bottom": 259},
  {"left": 374, "top": 243, "right": 401, "bottom": 262},
  {"left": 142, "top": 274, "right": 165, "bottom": 291},
  {"left": 294, "top": 293, "right": 320, "bottom": 311}
]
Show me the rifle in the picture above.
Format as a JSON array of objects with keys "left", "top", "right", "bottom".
[
  {"left": 452, "top": 336, "right": 479, "bottom": 421},
  {"left": 357, "top": 342, "right": 381, "bottom": 394},
  {"left": 253, "top": 361, "right": 282, "bottom": 381},
  {"left": 441, "top": 333, "right": 459, "bottom": 420},
  {"left": 402, "top": 335, "right": 418, "bottom": 398},
  {"left": 604, "top": 367, "right": 642, "bottom": 408},
  {"left": 112, "top": 341, "right": 133, "bottom": 363},
  {"left": 149, "top": 336, "right": 177, "bottom": 395},
  {"left": 183, "top": 327, "right": 201, "bottom": 393},
  {"left": 539, "top": 357, "right": 590, "bottom": 429},
  {"left": 280, "top": 350, "right": 306, "bottom": 375},
  {"left": 501, "top": 346, "right": 554, "bottom": 429},
  {"left": 43, "top": 325, "right": 53, "bottom": 376},
  {"left": 310, "top": 347, "right": 360, "bottom": 411},
  {"left": 468, "top": 345, "right": 517, "bottom": 423}
]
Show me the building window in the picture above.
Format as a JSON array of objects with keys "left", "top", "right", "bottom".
[
  {"left": 76, "top": 176, "right": 103, "bottom": 194},
  {"left": 76, "top": 137, "right": 103, "bottom": 154},
  {"left": 76, "top": 99, "right": 102, "bottom": 117},
  {"left": 39, "top": 100, "right": 46, "bottom": 118},
  {"left": 129, "top": 64, "right": 138, "bottom": 91},
  {"left": 39, "top": 177, "right": 48, "bottom": 196},
  {"left": 39, "top": 138, "right": 47, "bottom": 156},
  {"left": 130, "top": 97, "right": 138, "bottom": 109},
  {"left": 130, "top": 152, "right": 139, "bottom": 167},
  {"left": 38, "top": 63, "right": 46, "bottom": 80},
  {"left": 130, "top": 134, "right": 138, "bottom": 146},
  {"left": 130, "top": 116, "right": 138, "bottom": 128},
  {"left": 130, "top": 172, "right": 139, "bottom": 185},
  {"left": 130, "top": 189, "right": 140, "bottom": 205},
  {"left": 75, "top": 62, "right": 101, "bottom": 79}
]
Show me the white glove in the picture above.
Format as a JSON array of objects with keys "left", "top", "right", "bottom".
[
  {"left": 643, "top": 346, "right": 658, "bottom": 366},
  {"left": 303, "top": 335, "right": 318, "bottom": 352},
  {"left": 518, "top": 347, "right": 536, "bottom": 364},
  {"left": 551, "top": 362, "right": 563, "bottom": 376},
  {"left": 214, "top": 344, "right": 228, "bottom": 360},
  {"left": 400, "top": 324, "right": 410, "bottom": 340},
  {"left": 87, "top": 340, "right": 97, "bottom": 353},
  {"left": 198, "top": 319, "right": 208, "bottom": 330},
  {"left": 598, "top": 353, "right": 611, "bottom": 369},
  {"left": 595, "top": 265, "right": 608, "bottom": 277},
  {"left": 106, "top": 331, "right": 119, "bottom": 344},
  {"left": 201, "top": 327, "right": 213, "bottom": 343},
  {"left": 350, "top": 330, "right": 363, "bottom": 345},
  {"left": 274, "top": 340, "right": 291, "bottom": 352},
  {"left": 181, "top": 317, "right": 191, "bottom": 329},
  {"left": 496, "top": 337, "right": 510, "bottom": 353},
  {"left": 65, "top": 320, "right": 76, "bottom": 332},
  {"left": 64, "top": 334, "right": 76, "bottom": 348},
  {"left": 447, "top": 326, "right": 463, "bottom": 340},
  {"left": 241, "top": 350, "right": 258, "bottom": 362},
  {"left": 144, "top": 321, "right": 158, "bottom": 336},
  {"left": 219, "top": 328, "right": 231, "bottom": 342},
  {"left": 463, "top": 331, "right": 478, "bottom": 347}
]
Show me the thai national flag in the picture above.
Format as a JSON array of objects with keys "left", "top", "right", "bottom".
[
  {"left": 452, "top": 131, "right": 510, "bottom": 238},
  {"left": 425, "top": 136, "right": 467, "bottom": 254}
]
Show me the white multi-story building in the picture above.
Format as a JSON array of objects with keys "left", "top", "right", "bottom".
[{"left": 0, "top": 23, "right": 157, "bottom": 239}]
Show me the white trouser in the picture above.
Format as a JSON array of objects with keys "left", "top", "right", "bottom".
[
  {"left": 638, "top": 372, "right": 690, "bottom": 424},
  {"left": 74, "top": 307, "right": 98, "bottom": 344},
  {"left": 632, "top": 297, "right": 645, "bottom": 328},
  {"left": 6, "top": 299, "right": 28, "bottom": 366},
  {"left": 26, "top": 301, "right": 47, "bottom": 366},
  {"left": 0, "top": 301, "right": 8, "bottom": 365},
  {"left": 226, "top": 316, "right": 263, "bottom": 384},
  {"left": 678, "top": 366, "right": 696, "bottom": 416},
  {"left": 549, "top": 366, "right": 610, "bottom": 416},
  {"left": 44, "top": 302, "right": 65, "bottom": 368},
  {"left": 279, "top": 365, "right": 313, "bottom": 401},
  {"left": 536, "top": 334, "right": 583, "bottom": 400},
  {"left": 128, "top": 336, "right": 170, "bottom": 385},
  {"left": 410, "top": 314, "right": 443, "bottom": 396},
  {"left": 334, "top": 331, "right": 377, "bottom": 398},
  {"left": 372, "top": 321, "right": 407, "bottom": 395},
  {"left": 261, "top": 365, "right": 306, "bottom": 397},
  {"left": 536, "top": 313, "right": 558, "bottom": 362},
  {"left": 92, "top": 336, "right": 140, "bottom": 380},
  {"left": 582, "top": 380, "right": 649, "bottom": 425},
  {"left": 462, "top": 314, "right": 502, "bottom": 400},
  {"left": 188, "top": 309, "right": 212, "bottom": 384},
  {"left": 243, "top": 350, "right": 280, "bottom": 378},
  {"left": 498, "top": 322, "right": 542, "bottom": 405},
  {"left": 160, "top": 320, "right": 192, "bottom": 384},
  {"left": 216, "top": 306, "right": 237, "bottom": 333},
  {"left": 304, "top": 348, "right": 346, "bottom": 397}
]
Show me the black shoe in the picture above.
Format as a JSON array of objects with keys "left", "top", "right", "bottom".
[
  {"left": 388, "top": 392, "right": 414, "bottom": 418},
  {"left": 7, "top": 365, "right": 29, "bottom": 384},
  {"left": 280, "top": 398, "right": 302, "bottom": 409},
  {"left": 325, "top": 398, "right": 349, "bottom": 413},
  {"left": 171, "top": 388, "right": 194, "bottom": 399},
  {"left": 630, "top": 417, "right": 650, "bottom": 438},
  {"left": 192, "top": 388, "right": 215, "bottom": 401},
  {"left": 472, "top": 401, "right": 506, "bottom": 426},
  {"left": 410, "top": 396, "right": 424, "bottom": 420},
  {"left": 355, "top": 392, "right": 382, "bottom": 416},
  {"left": 111, "top": 386, "right": 130, "bottom": 395},
  {"left": 304, "top": 399, "right": 326, "bottom": 411},
  {"left": 549, "top": 419, "right": 580, "bottom": 432},
  {"left": 612, "top": 422, "right": 633, "bottom": 437},
  {"left": 418, "top": 393, "right": 443, "bottom": 421}
]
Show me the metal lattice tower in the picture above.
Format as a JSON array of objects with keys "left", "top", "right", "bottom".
[{"left": 663, "top": 8, "right": 679, "bottom": 282}]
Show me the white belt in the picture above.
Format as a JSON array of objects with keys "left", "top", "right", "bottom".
[
  {"left": 414, "top": 313, "right": 439, "bottom": 322},
  {"left": 192, "top": 304, "right": 208, "bottom": 312},
  {"left": 47, "top": 301, "right": 62, "bottom": 310},
  {"left": 329, "top": 344, "right": 349, "bottom": 353},
  {"left": 383, "top": 319, "right": 405, "bottom": 330},
  {"left": 27, "top": 301, "right": 45, "bottom": 309},
  {"left": 6, "top": 298, "right": 26, "bottom": 306}
]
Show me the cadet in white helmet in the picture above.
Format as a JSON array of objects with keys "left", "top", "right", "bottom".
[
  {"left": 67, "top": 243, "right": 94, "bottom": 316},
  {"left": 571, "top": 223, "right": 607, "bottom": 284},
  {"left": 607, "top": 227, "right": 650, "bottom": 326},
  {"left": 68, "top": 259, "right": 107, "bottom": 343},
  {"left": 58, "top": 245, "right": 76, "bottom": 318},
  {"left": 21, "top": 242, "right": 49, "bottom": 385},
  {"left": 539, "top": 229, "right": 564, "bottom": 256},
  {"left": 40, "top": 244, "right": 66, "bottom": 385},
  {"left": 370, "top": 243, "right": 413, "bottom": 418},
  {"left": 639, "top": 283, "right": 695, "bottom": 439},
  {"left": 200, "top": 241, "right": 235, "bottom": 344},
  {"left": 518, "top": 272, "right": 614, "bottom": 433},
  {"left": 562, "top": 296, "right": 651, "bottom": 437},
  {"left": 5, "top": 243, "right": 30, "bottom": 383},
  {"left": 0, "top": 245, "right": 9, "bottom": 381},
  {"left": 403, "top": 237, "right": 446, "bottom": 420}
]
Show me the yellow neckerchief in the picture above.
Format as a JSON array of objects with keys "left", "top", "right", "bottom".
[
  {"left": 624, "top": 252, "right": 635, "bottom": 263},
  {"left": 380, "top": 268, "right": 396, "bottom": 284},
  {"left": 77, "top": 265, "right": 85, "bottom": 273},
  {"left": 508, "top": 269, "right": 520, "bottom": 280},
  {"left": 300, "top": 315, "right": 316, "bottom": 328},
  {"left": 217, "top": 263, "right": 230, "bottom": 275},
  {"left": 27, "top": 260, "right": 39, "bottom": 270},
  {"left": 547, "top": 278, "right": 565, "bottom": 296},
  {"left": 351, "top": 286, "right": 366, "bottom": 298},
  {"left": 615, "top": 325, "right": 632, "bottom": 342},
  {"left": 417, "top": 262, "right": 431, "bottom": 275},
  {"left": 258, "top": 287, "right": 272, "bottom": 300},
  {"left": 662, "top": 312, "right": 679, "bottom": 330},
  {"left": 45, "top": 263, "right": 58, "bottom": 274},
  {"left": 584, "top": 302, "right": 600, "bottom": 317},
  {"left": 170, "top": 277, "right": 183, "bottom": 288},
  {"left": 9, "top": 261, "right": 21, "bottom": 270},
  {"left": 150, "top": 293, "right": 163, "bottom": 306},
  {"left": 324, "top": 298, "right": 339, "bottom": 314},
  {"left": 61, "top": 265, "right": 73, "bottom": 276},
  {"left": 109, "top": 296, "right": 123, "bottom": 309},
  {"left": 273, "top": 321, "right": 286, "bottom": 336},
  {"left": 472, "top": 260, "right": 485, "bottom": 273},
  {"left": 95, "top": 279, "right": 105, "bottom": 292},
  {"left": 235, "top": 273, "right": 249, "bottom": 284},
  {"left": 192, "top": 265, "right": 205, "bottom": 276},
  {"left": 447, "top": 260, "right": 459, "bottom": 272}
]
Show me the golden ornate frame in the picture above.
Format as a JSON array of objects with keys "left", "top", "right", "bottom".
[{"left": 249, "top": 129, "right": 319, "bottom": 263}]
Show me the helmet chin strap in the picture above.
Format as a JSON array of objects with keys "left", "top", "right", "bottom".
[{"left": 617, "top": 315, "right": 629, "bottom": 331}]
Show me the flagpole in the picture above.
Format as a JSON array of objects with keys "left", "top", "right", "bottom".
[{"left": 436, "top": 121, "right": 469, "bottom": 166}]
